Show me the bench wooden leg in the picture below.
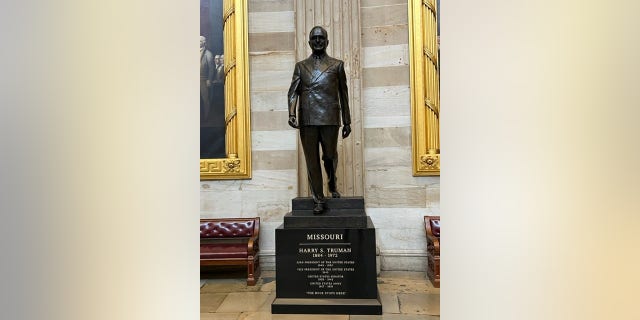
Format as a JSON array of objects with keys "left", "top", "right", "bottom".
[
  {"left": 427, "top": 256, "right": 440, "bottom": 288},
  {"left": 246, "top": 256, "right": 259, "bottom": 286}
]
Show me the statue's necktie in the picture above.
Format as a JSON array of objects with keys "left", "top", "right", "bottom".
[{"left": 312, "top": 56, "right": 322, "bottom": 79}]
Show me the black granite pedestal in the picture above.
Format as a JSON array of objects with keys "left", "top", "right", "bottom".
[{"left": 272, "top": 197, "right": 382, "bottom": 315}]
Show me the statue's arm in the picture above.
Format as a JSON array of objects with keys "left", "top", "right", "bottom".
[
  {"left": 287, "top": 63, "right": 301, "bottom": 128},
  {"left": 338, "top": 61, "right": 351, "bottom": 138},
  {"left": 338, "top": 61, "right": 351, "bottom": 126}
]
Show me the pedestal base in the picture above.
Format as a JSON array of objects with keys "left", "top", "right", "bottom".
[
  {"left": 283, "top": 197, "right": 367, "bottom": 228},
  {"left": 273, "top": 198, "right": 381, "bottom": 315},
  {"left": 271, "top": 296, "right": 382, "bottom": 315}
]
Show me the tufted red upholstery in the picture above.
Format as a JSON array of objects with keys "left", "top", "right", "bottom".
[
  {"left": 425, "top": 215, "right": 440, "bottom": 288},
  {"left": 200, "top": 218, "right": 260, "bottom": 286},
  {"left": 201, "top": 220, "right": 255, "bottom": 238},
  {"left": 430, "top": 219, "right": 440, "bottom": 237}
]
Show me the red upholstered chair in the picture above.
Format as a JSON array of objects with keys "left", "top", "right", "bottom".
[
  {"left": 200, "top": 218, "right": 260, "bottom": 285},
  {"left": 424, "top": 216, "right": 440, "bottom": 288}
]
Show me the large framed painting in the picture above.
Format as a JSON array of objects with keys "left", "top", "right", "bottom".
[
  {"left": 200, "top": 0, "right": 251, "bottom": 180},
  {"left": 409, "top": 0, "right": 440, "bottom": 176}
]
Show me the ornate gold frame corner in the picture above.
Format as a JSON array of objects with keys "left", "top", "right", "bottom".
[
  {"left": 409, "top": 0, "right": 440, "bottom": 176},
  {"left": 200, "top": 0, "right": 252, "bottom": 180}
]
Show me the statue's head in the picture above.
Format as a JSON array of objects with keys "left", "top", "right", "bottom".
[
  {"left": 200, "top": 36, "right": 207, "bottom": 49},
  {"left": 308, "top": 26, "right": 328, "bottom": 54}
]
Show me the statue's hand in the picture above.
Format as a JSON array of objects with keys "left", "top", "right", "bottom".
[
  {"left": 288, "top": 115, "right": 299, "bottom": 129},
  {"left": 342, "top": 124, "right": 351, "bottom": 139}
]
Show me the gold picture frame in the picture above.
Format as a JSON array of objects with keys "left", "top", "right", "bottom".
[
  {"left": 409, "top": 0, "right": 440, "bottom": 176},
  {"left": 200, "top": 0, "right": 252, "bottom": 180}
]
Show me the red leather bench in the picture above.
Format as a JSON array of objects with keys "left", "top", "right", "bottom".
[
  {"left": 425, "top": 215, "right": 440, "bottom": 288},
  {"left": 200, "top": 217, "right": 260, "bottom": 285}
]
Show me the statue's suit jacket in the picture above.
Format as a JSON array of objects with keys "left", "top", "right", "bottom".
[{"left": 288, "top": 55, "right": 351, "bottom": 126}]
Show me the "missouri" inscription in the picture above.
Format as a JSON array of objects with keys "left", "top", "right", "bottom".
[{"left": 306, "top": 233, "right": 344, "bottom": 240}]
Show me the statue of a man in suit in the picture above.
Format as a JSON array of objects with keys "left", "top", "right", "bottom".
[{"left": 287, "top": 26, "right": 351, "bottom": 214}]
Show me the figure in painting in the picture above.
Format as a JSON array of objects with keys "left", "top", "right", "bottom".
[
  {"left": 287, "top": 26, "right": 351, "bottom": 214},
  {"left": 200, "top": 36, "right": 215, "bottom": 121},
  {"left": 214, "top": 54, "right": 225, "bottom": 84}
]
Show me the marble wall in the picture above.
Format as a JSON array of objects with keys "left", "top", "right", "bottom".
[
  {"left": 201, "top": 0, "right": 440, "bottom": 271},
  {"left": 361, "top": 0, "right": 440, "bottom": 271}
]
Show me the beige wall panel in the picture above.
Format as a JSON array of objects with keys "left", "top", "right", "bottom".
[
  {"left": 250, "top": 70, "right": 292, "bottom": 90},
  {"left": 239, "top": 189, "right": 296, "bottom": 223},
  {"left": 201, "top": 190, "right": 242, "bottom": 215},
  {"left": 248, "top": 0, "right": 294, "bottom": 12},
  {"left": 249, "top": 91, "right": 288, "bottom": 112},
  {"left": 203, "top": 174, "right": 294, "bottom": 194},
  {"left": 363, "top": 44, "right": 409, "bottom": 68},
  {"left": 244, "top": 200, "right": 290, "bottom": 223},
  {"left": 365, "top": 186, "right": 426, "bottom": 208},
  {"left": 361, "top": 0, "right": 407, "bottom": 7},
  {"left": 368, "top": 208, "right": 432, "bottom": 230},
  {"left": 251, "top": 111, "right": 290, "bottom": 131},
  {"left": 200, "top": 180, "right": 242, "bottom": 192},
  {"left": 258, "top": 221, "right": 282, "bottom": 255},
  {"left": 249, "top": 32, "right": 296, "bottom": 52},
  {"left": 365, "top": 146, "right": 412, "bottom": 168},
  {"left": 362, "top": 72, "right": 411, "bottom": 131},
  {"left": 366, "top": 167, "right": 439, "bottom": 189},
  {"left": 364, "top": 127, "right": 411, "bottom": 148},
  {"left": 426, "top": 186, "right": 440, "bottom": 209},
  {"left": 251, "top": 130, "right": 297, "bottom": 151},
  {"left": 239, "top": 189, "right": 295, "bottom": 210},
  {"left": 380, "top": 255, "right": 427, "bottom": 272},
  {"left": 255, "top": 201, "right": 290, "bottom": 222},
  {"left": 362, "top": 88, "right": 411, "bottom": 127},
  {"left": 249, "top": 11, "right": 295, "bottom": 33},
  {"left": 364, "top": 115, "right": 411, "bottom": 128},
  {"left": 363, "top": 66, "right": 410, "bottom": 87},
  {"left": 362, "top": 85, "right": 410, "bottom": 115},
  {"left": 250, "top": 52, "right": 295, "bottom": 72},
  {"left": 251, "top": 150, "right": 297, "bottom": 170},
  {"left": 362, "top": 25, "right": 409, "bottom": 47},
  {"left": 361, "top": 4, "right": 408, "bottom": 28},
  {"left": 375, "top": 228, "right": 428, "bottom": 252},
  {"left": 237, "top": 169, "right": 296, "bottom": 191},
  {"left": 362, "top": 85, "right": 411, "bottom": 105}
]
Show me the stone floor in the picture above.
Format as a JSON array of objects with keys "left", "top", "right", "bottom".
[{"left": 200, "top": 270, "right": 439, "bottom": 320}]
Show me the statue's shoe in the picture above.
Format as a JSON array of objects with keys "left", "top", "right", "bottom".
[{"left": 313, "top": 202, "right": 324, "bottom": 214}]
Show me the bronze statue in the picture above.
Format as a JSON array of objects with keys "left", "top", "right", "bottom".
[{"left": 287, "top": 26, "right": 351, "bottom": 214}]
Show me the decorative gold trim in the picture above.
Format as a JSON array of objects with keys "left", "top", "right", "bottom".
[
  {"left": 223, "top": 6, "right": 235, "bottom": 23},
  {"left": 423, "top": 47, "right": 438, "bottom": 67},
  {"left": 225, "top": 108, "right": 237, "bottom": 124},
  {"left": 423, "top": 0, "right": 436, "bottom": 13},
  {"left": 200, "top": 0, "right": 252, "bottom": 180},
  {"left": 409, "top": 0, "right": 440, "bottom": 176},
  {"left": 225, "top": 58, "right": 236, "bottom": 75},
  {"left": 425, "top": 98, "right": 438, "bottom": 117},
  {"left": 419, "top": 153, "right": 440, "bottom": 171}
]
